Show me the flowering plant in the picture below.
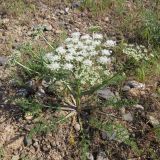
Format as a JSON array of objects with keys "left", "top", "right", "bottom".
[{"left": 44, "top": 32, "right": 116, "bottom": 111}]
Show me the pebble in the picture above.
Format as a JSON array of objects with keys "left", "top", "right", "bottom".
[
  {"left": 44, "top": 24, "right": 52, "bottom": 31},
  {"left": 74, "top": 123, "right": 81, "bottom": 132},
  {"left": 101, "top": 131, "right": 107, "bottom": 140},
  {"left": 122, "top": 113, "right": 133, "bottom": 122},
  {"left": 0, "top": 56, "right": 8, "bottom": 66},
  {"left": 122, "top": 85, "right": 131, "bottom": 91},
  {"left": 127, "top": 80, "right": 145, "bottom": 89},
  {"left": 65, "top": 7, "right": 70, "bottom": 14},
  {"left": 97, "top": 87, "right": 115, "bottom": 100},
  {"left": 133, "top": 104, "right": 144, "bottom": 110},
  {"left": 17, "top": 88, "right": 28, "bottom": 97},
  {"left": 104, "top": 17, "right": 109, "bottom": 22},
  {"left": 11, "top": 155, "right": 19, "bottom": 160},
  {"left": 33, "top": 141, "right": 39, "bottom": 149},
  {"left": 148, "top": 115, "right": 159, "bottom": 127},
  {"left": 97, "top": 151, "right": 108, "bottom": 160},
  {"left": 24, "top": 136, "right": 32, "bottom": 146},
  {"left": 86, "top": 152, "right": 94, "bottom": 160}
]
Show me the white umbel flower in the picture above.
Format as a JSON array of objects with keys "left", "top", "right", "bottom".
[
  {"left": 71, "top": 32, "right": 81, "bottom": 39},
  {"left": 81, "top": 34, "right": 91, "bottom": 40},
  {"left": 65, "top": 54, "right": 74, "bottom": 61},
  {"left": 64, "top": 63, "right": 73, "bottom": 70},
  {"left": 105, "top": 40, "right": 116, "bottom": 47},
  {"left": 101, "top": 49, "right": 111, "bottom": 56},
  {"left": 47, "top": 62, "right": 60, "bottom": 70},
  {"left": 98, "top": 56, "right": 111, "bottom": 64},
  {"left": 76, "top": 56, "right": 83, "bottom": 62},
  {"left": 44, "top": 52, "right": 54, "bottom": 60},
  {"left": 56, "top": 46, "right": 66, "bottom": 54},
  {"left": 93, "top": 33, "right": 103, "bottom": 40},
  {"left": 83, "top": 59, "right": 92, "bottom": 66}
]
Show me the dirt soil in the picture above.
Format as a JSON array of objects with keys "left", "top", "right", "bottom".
[{"left": 0, "top": 1, "right": 160, "bottom": 160}]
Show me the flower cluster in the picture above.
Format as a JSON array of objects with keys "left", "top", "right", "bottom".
[
  {"left": 44, "top": 32, "right": 115, "bottom": 87},
  {"left": 122, "top": 44, "right": 152, "bottom": 61}
]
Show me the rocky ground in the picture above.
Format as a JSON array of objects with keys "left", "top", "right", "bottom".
[{"left": 0, "top": 1, "right": 160, "bottom": 160}]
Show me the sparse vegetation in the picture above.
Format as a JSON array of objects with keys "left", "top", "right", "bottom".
[{"left": 0, "top": 0, "right": 160, "bottom": 159}]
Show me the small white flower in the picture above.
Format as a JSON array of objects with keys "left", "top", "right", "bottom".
[
  {"left": 92, "top": 40, "right": 101, "bottom": 46},
  {"left": 104, "top": 70, "right": 111, "bottom": 76},
  {"left": 87, "top": 46, "right": 95, "bottom": 51},
  {"left": 63, "top": 63, "right": 73, "bottom": 70},
  {"left": 56, "top": 46, "right": 66, "bottom": 54},
  {"left": 76, "top": 56, "right": 83, "bottom": 62},
  {"left": 50, "top": 55, "right": 60, "bottom": 62},
  {"left": 47, "top": 62, "right": 60, "bottom": 70},
  {"left": 65, "top": 38, "right": 73, "bottom": 43},
  {"left": 105, "top": 40, "right": 116, "bottom": 47},
  {"left": 67, "top": 48, "right": 76, "bottom": 55},
  {"left": 93, "top": 33, "right": 103, "bottom": 40},
  {"left": 98, "top": 56, "right": 111, "bottom": 64},
  {"left": 81, "top": 34, "right": 91, "bottom": 40},
  {"left": 44, "top": 52, "right": 53, "bottom": 60},
  {"left": 83, "top": 59, "right": 92, "bottom": 66},
  {"left": 65, "top": 54, "right": 74, "bottom": 61},
  {"left": 71, "top": 32, "right": 81, "bottom": 39},
  {"left": 101, "top": 49, "right": 111, "bottom": 56},
  {"left": 84, "top": 39, "right": 93, "bottom": 45},
  {"left": 90, "top": 51, "right": 98, "bottom": 56}
]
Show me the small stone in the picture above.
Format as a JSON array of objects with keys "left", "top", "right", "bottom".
[
  {"left": 127, "top": 81, "right": 145, "bottom": 89},
  {"left": 24, "top": 114, "right": 33, "bottom": 120},
  {"left": 74, "top": 123, "right": 81, "bottom": 132},
  {"left": 71, "top": 2, "right": 81, "bottom": 8},
  {"left": 0, "top": 56, "right": 8, "bottom": 66},
  {"left": 86, "top": 152, "right": 94, "bottom": 160},
  {"left": 17, "top": 88, "right": 28, "bottom": 97},
  {"left": 122, "top": 85, "right": 131, "bottom": 91},
  {"left": 44, "top": 24, "right": 52, "bottom": 31},
  {"left": 42, "top": 144, "right": 50, "bottom": 152},
  {"left": 24, "top": 136, "right": 32, "bottom": 146},
  {"left": 97, "top": 87, "right": 115, "bottom": 100},
  {"left": 122, "top": 113, "right": 133, "bottom": 122},
  {"left": 97, "top": 151, "right": 108, "bottom": 160},
  {"left": 33, "top": 141, "right": 39, "bottom": 149},
  {"left": 148, "top": 116, "right": 159, "bottom": 127},
  {"left": 11, "top": 155, "right": 19, "bottom": 160},
  {"left": 65, "top": 7, "right": 70, "bottom": 14},
  {"left": 133, "top": 104, "right": 144, "bottom": 110},
  {"left": 101, "top": 131, "right": 107, "bottom": 140},
  {"left": 104, "top": 17, "right": 109, "bottom": 22}
]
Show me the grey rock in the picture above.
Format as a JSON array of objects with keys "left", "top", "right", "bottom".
[
  {"left": 41, "top": 144, "right": 50, "bottom": 152},
  {"left": 74, "top": 123, "right": 81, "bottom": 132},
  {"left": 101, "top": 131, "right": 107, "bottom": 140},
  {"left": 33, "top": 141, "right": 39, "bottom": 149},
  {"left": 86, "top": 152, "right": 94, "bottom": 160},
  {"left": 11, "top": 155, "right": 19, "bottom": 160},
  {"left": 0, "top": 56, "right": 8, "bottom": 66},
  {"left": 17, "top": 88, "right": 28, "bottom": 97},
  {"left": 148, "top": 115, "right": 159, "bottom": 127},
  {"left": 71, "top": 1, "right": 81, "bottom": 8},
  {"left": 44, "top": 24, "right": 52, "bottom": 31},
  {"left": 97, "top": 87, "right": 115, "bottom": 100},
  {"left": 133, "top": 104, "right": 144, "bottom": 110},
  {"left": 65, "top": 7, "right": 70, "bottom": 14},
  {"left": 127, "top": 80, "right": 145, "bottom": 89},
  {"left": 122, "top": 113, "right": 133, "bottom": 122},
  {"left": 24, "top": 136, "right": 32, "bottom": 146},
  {"left": 122, "top": 85, "right": 131, "bottom": 91},
  {"left": 97, "top": 151, "right": 108, "bottom": 160},
  {"left": 107, "top": 132, "right": 116, "bottom": 141}
]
